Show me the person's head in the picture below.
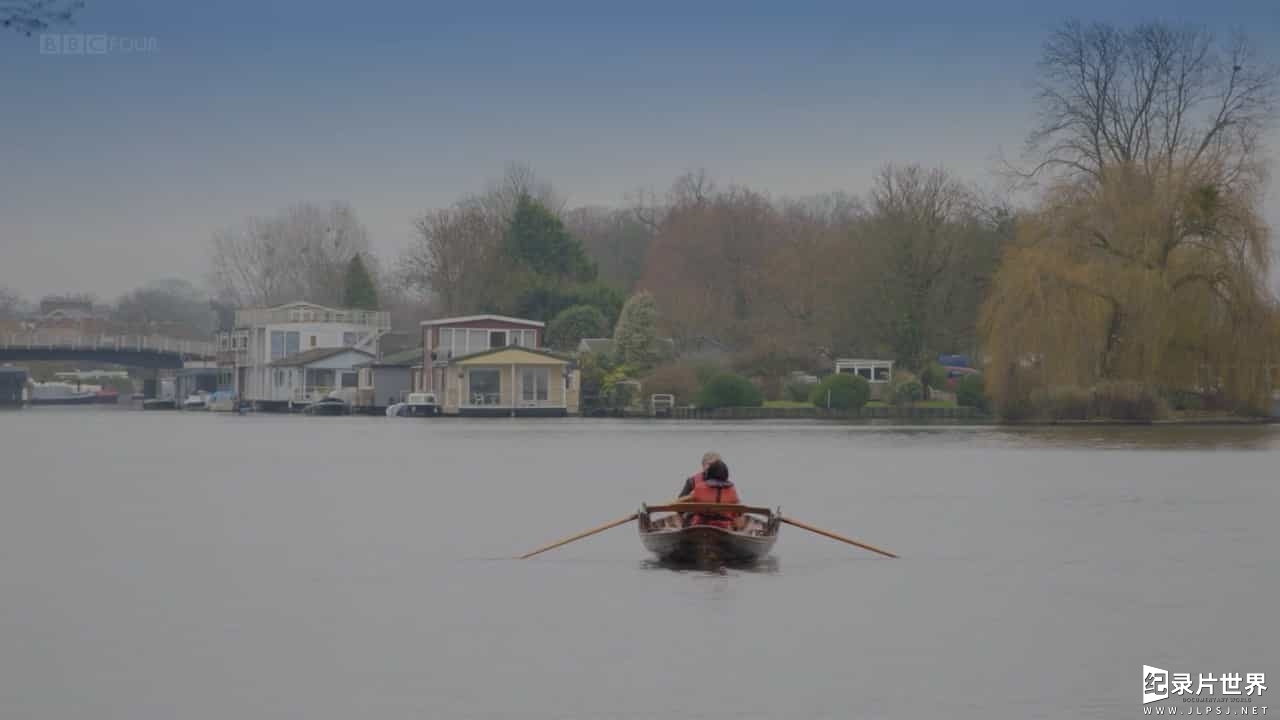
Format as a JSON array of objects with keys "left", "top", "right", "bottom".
[
  {"left": 701, "top": 451, "right": 721, "bottom": 469},
  {"left": 703, "top": 459, "right": 731, "bottom": 487}
]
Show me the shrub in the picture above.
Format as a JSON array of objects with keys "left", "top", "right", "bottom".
[
  {"left": 697, "top": 373, "right": 764, "bottom": 409},
  {"left": 888, "top": 370, "right": 921, "bottom": 405},
  {"left": 511, "top": 280, "right": 624, "bottom": 328},
  {"left": 892, "top": 379, "right": 924, "bottom": 405},
  {"left": 1032, "top": 385, "right": 1092, "bottom": 420},
  {"left": 919, "top": 361, "right": 948, "bottom": 397},
  {"left": 641, "top": 362, "right": 701, "bottom": 405},
  {"left": 1164, "top": 389, "right": 1204, "bottom": 412},
  {"left": 955, "top": 374, "right": 987, "bottom": 411},
  {"left": 546, "top": 305, "right": 607, "bottom": 351},
  {"left": 809, "top": 373, "right": 871, "bottom": 410},
  {"left": 693, "top": 362, "right": 725, "bottom": 386},
  {"left": 1090, "top": 381, "right": 1168, "bottom": 421},
  {"left": 600, "top": 366, "right": 642, "bottom": 411},
  {"left": 784, "top": 376, "right": 816, "bottom": 402}
]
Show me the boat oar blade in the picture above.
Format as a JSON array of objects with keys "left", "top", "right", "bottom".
[
  {"left": 779, "top": 516, "right": 898, "bottom": 559},
  {"left": 517, "top": 513, "right": 639, "bottom": 560}
]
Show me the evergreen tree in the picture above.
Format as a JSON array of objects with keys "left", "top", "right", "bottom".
[
  {"left": 343, "top": 254, "right": 379, "bottom": 309},
  {"left": 547, "top": 305, "right": 608, "bottom": 350},
  {"left": 613, "top": 291, "right": 660, "bottom": 369},
  {"left": 505, "top": 194, "right": 596, "bottom": 282}
]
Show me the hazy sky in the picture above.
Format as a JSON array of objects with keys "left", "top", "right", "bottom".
[{"left": 2, "top": 0, "right": 1278, "bottom": 301}]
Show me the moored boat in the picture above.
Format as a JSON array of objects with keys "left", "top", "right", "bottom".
[
  {"left": 29, "top": 382, "right": 99, "bottom": 405},
  {"left": 302, "top": 397, "right": 350, "bottom": 415},
  {"left": 403, "top": 392, "right": 440, "bottom": 416},
  {"left": 637, "top": 503, "right": 780, "bottom": 566},
  {"left": 206, "top": 390, "right": 237, "bottom": 412},
  {"left": 181, "top": 392, "right": 209, "bottom": 410}
]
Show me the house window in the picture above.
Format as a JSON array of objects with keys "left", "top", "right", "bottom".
[
  {"left": 271, "top": 331, "right": 286, "bottom": 360},
  {"left": 310, "top": 335, "right": 317, "bottom": 348},
  {"left": 468, "top": 368, "right": 501, "bottom": 405},
  {"left": 443, "top": 328, "right": 462, "bottom": 357},
  {"left": 521, "top": 367, "right": 549, "bottom": 402},
  {"left": 874, "top": 366, "right": 891, "bottom": 382},
  {"left": 468, "top": 329, "right": 488, "bottom": 353},
  {"left": 490, "top": 331, "right": 506, "bottom": 348},
  {"left": 343, "top": 332, "right": 356, "bottom": 346},
  {"left": 341, "top": 372, "right": 358, "bottom": 388}
]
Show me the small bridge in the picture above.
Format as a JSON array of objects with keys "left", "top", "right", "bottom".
[{"left": 0, "top": 334, "right": 216, "bottom": 369}]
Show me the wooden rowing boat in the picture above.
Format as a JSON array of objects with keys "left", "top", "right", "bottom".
[{"left": 637, "top": 502, "right": 780, "bottom": 566}]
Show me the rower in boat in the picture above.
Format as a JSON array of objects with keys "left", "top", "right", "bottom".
[{"left": 675, "top": 456, "right": 744, "bottom": 530}]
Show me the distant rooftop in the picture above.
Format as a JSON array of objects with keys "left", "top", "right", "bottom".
[
  {"left": 420, "top": 314, "right": 544, "bottom": 328},
  {"left": 358, "top": 347, "right": 424, "bottom": 368},
  {"left": 269, "top": 346, "right": 375, "bottom": 367},
  {"left": 234, "top": 302, "right": 390, "bottom": 330}
]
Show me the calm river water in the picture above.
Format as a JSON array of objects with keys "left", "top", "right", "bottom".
[{"left": 1, "top": 407, "right": 1276, "bottom": 719}]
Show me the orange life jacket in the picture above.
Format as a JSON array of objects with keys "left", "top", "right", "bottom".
[{"left": 687, "top": 472, "right": 741, "bottom": 528}]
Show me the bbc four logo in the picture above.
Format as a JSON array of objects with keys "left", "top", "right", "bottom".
[{"left": 38, "top": 34, "right": 158, "bottom": 55}]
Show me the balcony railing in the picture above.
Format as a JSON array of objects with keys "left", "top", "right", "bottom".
[
  {"left": 234, "top": 307, "right": 391, "bottom": 330},
  {"left": 1, "top": 334, "right": 216, "bottom": 357},
  {"left": 292, "top": 386, "right": 335, "bottom": 404}
]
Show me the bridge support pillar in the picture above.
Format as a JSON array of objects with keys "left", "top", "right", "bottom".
[{"left": 142, "top": 368, "right": 160, "bottom": 399}]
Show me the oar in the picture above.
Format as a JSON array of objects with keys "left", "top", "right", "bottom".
[
  {"left": 780, "top": 516, "right": 899, "bottom": 559},
  {"left": 518, "top": 513, "right": 639, "bottom": 559}
]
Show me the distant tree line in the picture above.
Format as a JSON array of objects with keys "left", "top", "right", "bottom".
[{"left": 8, "top": 18, "right": 1276, "bottom": 418}]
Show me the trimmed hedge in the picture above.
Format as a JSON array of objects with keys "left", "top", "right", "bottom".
[
  {"left": 809, "top": 373, "right": 871, "bottom": 409},
  {"left": 697, "top": 373, "right": 763, "bottom": 409}
]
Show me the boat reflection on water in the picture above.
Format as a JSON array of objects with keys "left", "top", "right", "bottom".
[{"left": 639, "top": 554, "right": 781, "bottom": 575}]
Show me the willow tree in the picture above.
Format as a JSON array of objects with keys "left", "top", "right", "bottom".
[{"left": 983, "top": 20, "right": 1279, "bottom": 412}]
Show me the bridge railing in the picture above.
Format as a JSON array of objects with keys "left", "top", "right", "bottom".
[{"left": 0, "top": 334, "right": 217, "bottom": 358}]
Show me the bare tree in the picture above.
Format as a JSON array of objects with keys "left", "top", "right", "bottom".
[
  {"left": 209, "top": 201, "right": 371, "bottom": 307},
  {"left": 638, "top": 177, "right": 779, "bottom": 347},
  {"left": 625, "top": 169, "right": 714, "bottom": 233},
  {"left": 0, "top": 286, "right": 23, "bottom": 319},
  {"left": 1024, "top": 20, "right": 1278, "bottom": 190},
  {"left": 624, "top": 186, "right": 664, "bottom": 232},
  {"left": 466, "top": 162, "right": 564, "bottom": 226},
  {"left": 113, "top": 279, "right": 216, "bottom": 339},
  {"left": 400, "top": 204, "right": 500, "bottom": 316},
  {"left": 394, "top": 163, "right": 571, "bottom": 315},
  {"left": 871, "top": 165, "right": 1010, "bottom": 364},
  {"left": 562, "top": 206, "right": 654, "bottom": 291},
  {"left": 669, "top": 169, "right": 715, "bottom": 207},
  {"left": 1, "top": 0, "right": 82, "bottom": 36}
]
